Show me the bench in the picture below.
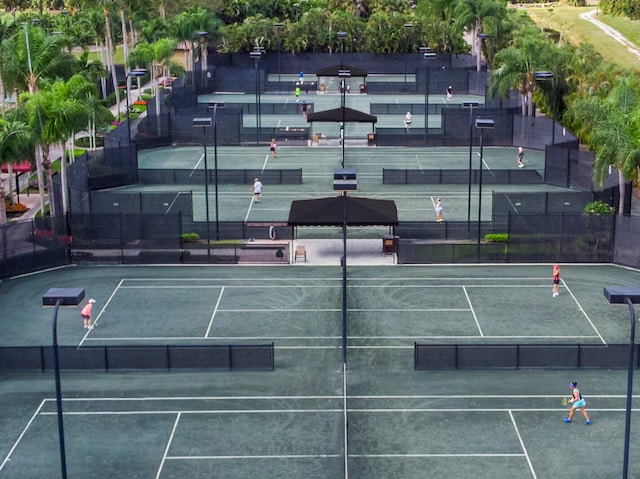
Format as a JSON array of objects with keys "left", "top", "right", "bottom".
[{"left": 275, "top": 127, "right": 308, "bottom": 141}]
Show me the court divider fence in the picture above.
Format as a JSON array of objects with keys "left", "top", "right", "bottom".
[
  {"left": 415, "top": 343, "right": 630, "bottom": 370},
  {"left": 0, "top": 344, "right": 275, "bottom": 372},
  {"left": 383, "top": 168, "right": 543, "bottom": 185},
  {"left": 138, "top": 168, "right": 302, "bottom": 185}
]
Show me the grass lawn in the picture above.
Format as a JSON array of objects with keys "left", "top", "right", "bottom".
[
  {"left": 86, "top": 45, "right": 124, "bottom": 65},
  {"left": 524, "top": 4, "right": 640, "bottom": 73}
]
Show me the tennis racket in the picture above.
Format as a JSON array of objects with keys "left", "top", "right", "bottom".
[{"left": 562, "top": 397, "right": 569, "bottom": 406}]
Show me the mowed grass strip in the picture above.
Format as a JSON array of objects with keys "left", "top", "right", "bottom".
[{"left": 524, "top": 5, "right": 640, "bottom": 72}]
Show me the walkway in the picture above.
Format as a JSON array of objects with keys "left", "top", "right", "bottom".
[
  {"left": 579, "top": 9, "right": 640, "bottom": 62},
  {"left": 1, "top": 83, "right": 148, "bottom": 221}
]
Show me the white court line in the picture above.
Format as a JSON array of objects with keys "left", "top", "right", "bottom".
[
  {"left": 463, "top": 286, "right": 484, "bottom": 336},
  {"left": 167, "top": 454, "right": 340, "bottom": 460},
  {"left": 189, "top": 153, "right": 205, "bottom": 177},
  {"left": 0, "top": 400, "right": 46, "bottom": 472},
  {"left": 415, "top": 155, "right": 423, "bottom": 173},
  {"left": 164, "top": 192, "right": 183, "bottom": 215},
  {"left": 244, "top": 198, "right": 254, "bottom": 223},
  {"left": 79, "top": 278, "right": 125, "bottom": 347},
  {"left": 155, "top": 412, "right": 181, "bottom": 479},
  {"left": 204, "top": 287, "right": 224, "bottom": 338},
  {"left": 509, "top": 410, "right": 537, "bottom": 479},
  {"left": 37, "top": 393, "right": 632, "bottom": 402},
  {"left": 476, "top": 151, "right": 492, "bottom": 171},
  {"left": 42, "top": 409, "right": 342, "bottom": 415},
  {"left": 81, "top": 334, "right": 600, "bottom": 343},
  {"left": 261, "top": 154, "right": 269, "bottom": 172},
  {"left": 562, "top": 278, "right": 606, "bottom": 345}
]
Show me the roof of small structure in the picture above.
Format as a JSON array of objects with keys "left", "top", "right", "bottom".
[
  {"left": 288, "top": 196, "right": 398, "bottom": 227},
  {"left": 306, "top": 107, "right": 377, "bottom": 123},
  {"left": 315, "top": 64, "right": 368, "bottom": 77}
]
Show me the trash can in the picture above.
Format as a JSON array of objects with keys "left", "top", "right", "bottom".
[
  {"left": 367, "top": 133, "right": 376, "bottom": 146},
  {"left": 383, "top": 235, "right": 398, "bottom": 255}
]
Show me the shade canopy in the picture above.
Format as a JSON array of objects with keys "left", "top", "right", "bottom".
[
  {"left": 288, "top": 196, "right": 398, "bottom": 227},
  {"left": 306, "top": 106, "right": 377, "bottom": 124}
]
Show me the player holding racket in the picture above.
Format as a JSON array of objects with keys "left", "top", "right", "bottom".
[{"left": 563, "top": 381, "right": 591, "bottom": 425}]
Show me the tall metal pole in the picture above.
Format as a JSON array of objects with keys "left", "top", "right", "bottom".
[
  {"left": 125, "top": 75, "right": 131, "bottom": 143},
  {"left": 202, "top": 127, "right": 211, "bottom": 261},
  {"left": 420, "top": 48, "right": 435, "bottom": 144},
  {"left": 623, "top": 296, "right": 636, "bottom": 479},
  {"left": 250, "top": 53, "right": 262, "bottom": 144},
  {"left": 477, "top": 129, "right": 484, "bottom": 260},
  {"left": 342, "top": 191, "right": 347, "bottom": 366},
  {"left": 341, "top": 78, "right": 346, "bottom": 168},
  {"left": 274, "top": 23, "right": 283, "bottom": 94},
  {"left": 465, "top": 104, "right": 478, "bottom": 239},
  {"left": 551, "top": 79, "right": 557, "bottom": 145},
  {"left": 52, "top": 298, "right": 68, "bottom": 479},
  {"left": 214, "top": 109, "right": 219, "bottom": 241}
]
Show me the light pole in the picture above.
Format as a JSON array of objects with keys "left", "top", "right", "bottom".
[
  {"left": 125, "top": 69, "right": 147, "bottom": 143},
  {"left": 250, "top": 50, "right": 263, "bottom": 144},
  {"left": 403, "top": 23, "right": 413, "bottom": 86},
  {"left": 475, "top": 118, "right": 494, "bottom": 260},
  {"left": 208, "top": 102, "right": 224, "bottom": 241},
  {"left": 333, "top": 168, "right": 357, "bottom": 366},
  {"left": 534, "top": 71, "right": 556, "bottom": 145},
  {"left": 193, "top": 117, "right": 212, "bottom": 261},
  {"left": 339, "top": 69, "right": 351, "bottom": 168},
  {"left": 463, "top": 101, "right": 479, "bottom": 239},
  {"left": 197, "top": 31, "right": 208, "bottom": 86},
  {"left": 42, "top": 287, "right": 87, "bottom": 479},
  {"left": 337, "top": 31, "right": 347, "bottom": 65},
  {"left": 603, "top": 286, "right": 640, "bottom": 479},
  {"left": 477, "top": 33, "right": 491, "bottom": 71},
  {"left": 420, "top": 47, "right": 436, "bottom": 144},
  {"left": 274, "top": 23, "right": 283, "bottom": 93}
]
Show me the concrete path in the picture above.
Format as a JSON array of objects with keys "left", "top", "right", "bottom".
[{"left": 579, "top": 9, "right": 640, "bottom": 62}]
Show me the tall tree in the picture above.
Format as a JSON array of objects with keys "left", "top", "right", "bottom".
[
  {"left": 454, "top": 0, "right": 506, "bottom": 71},
  {"left": 566, "top": 76, "right": 640, "bottom": 214},
  {"left": 0, "top": 118, "right": 32, "bottom": 225},
  {"left": 489, "top": 33, "right": 553, "bottom": 117}
]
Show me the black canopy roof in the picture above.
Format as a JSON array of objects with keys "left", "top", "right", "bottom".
[
  {"left": 288, "top": 196, "right": 398, "bottom": 227},
  {"left": 315, "top": 64, "right": 368, "bottom": 77},
  {"left": 306, "top": 106, "right": 377, "bottom": 123}
]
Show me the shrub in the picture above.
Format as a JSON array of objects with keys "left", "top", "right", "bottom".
[
  {"left": 5, "top": 202, "right": 27, "bottom": 215},
  {"left": 181, "top": 232, "right": 200, "bottom": 242},
  {"left": 485, "top": 233, "right": 508, "bottom": 243},
  {"left": 584, "top": 200, "right": 615, "bottom": 215}
]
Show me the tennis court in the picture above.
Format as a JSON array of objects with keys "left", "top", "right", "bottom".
[
  {"left": 1, "top": 263, "right": 640, "bottom": 477},
  {"left": 132, "top": 144, "right": 551, "bottom": 225}
]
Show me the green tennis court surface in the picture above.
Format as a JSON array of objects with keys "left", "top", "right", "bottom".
[
  {"left": 2, "top": 264, "right": 638, "bottom": 478},
  {"left": 133, "top": 145, "right": 553, "bottom": 224}
]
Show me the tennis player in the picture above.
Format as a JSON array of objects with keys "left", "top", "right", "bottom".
[
  {"left": 81, "top": 298, "right": 96, "bottom": 330},
  {"left": 564, "top": 381, "right": 591, "bottom": 425},
  {"left": 553, "top": 264, "right": 560, "bottom": 297}
]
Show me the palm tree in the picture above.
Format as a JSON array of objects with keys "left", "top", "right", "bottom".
[
  {"left": 566, "top": 76, "right": 640, "bottom": 214},
  {"left": 455, "top": 0, "right": 506, "bottom": 71},
  {"left": 2, "top": 23, "right": 75, "bottom": 218},
  {"left": 489, "top": 34, "right": 553, "bottom": 117},
  {"left": 0, "top": 16, "right": 16, "bottom": 111},
  {"left": 0, "top": 118, "right": 32, "bottom": 225},
  {"left": 91, "top": 0, "right": 121, "bottom": 120},
  {"left": 2, "top": 23, "right": 75, "bottom": 95}
]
